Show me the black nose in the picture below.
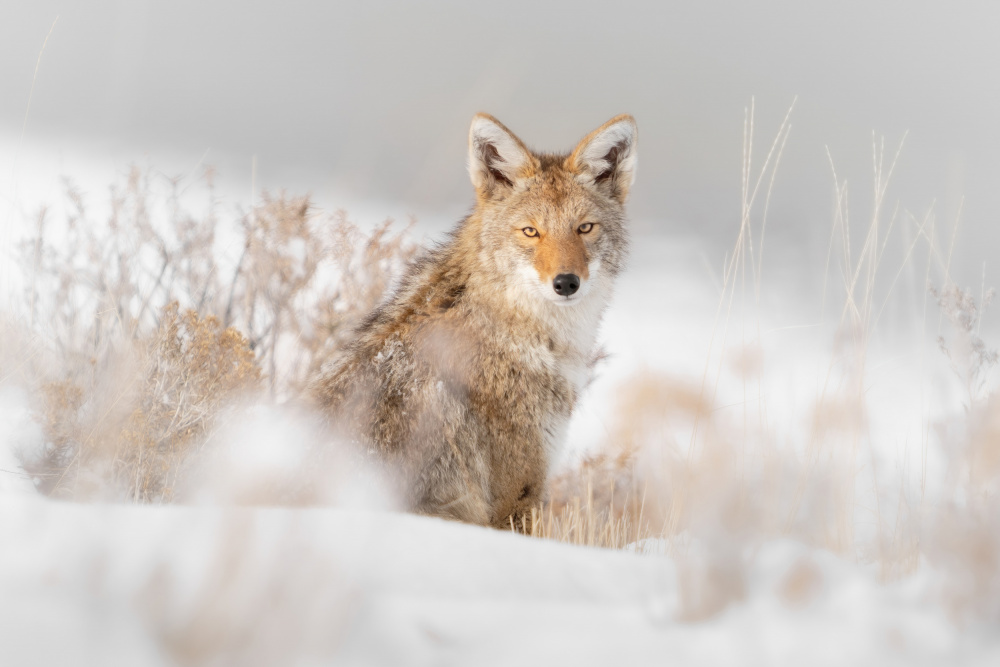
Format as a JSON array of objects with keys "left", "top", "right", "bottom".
[{"left": 552, "top": 273, "right": 581, "bottom": 296}]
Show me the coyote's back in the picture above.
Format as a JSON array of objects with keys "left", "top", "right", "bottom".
[{"left": 312, "top": 113, "right": 637, "bottom": 528}]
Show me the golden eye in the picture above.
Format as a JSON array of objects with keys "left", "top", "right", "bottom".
[
  {"left": 522, "top": 227, "right": 539, "bottom": 238},
  {"left": 577, "top": 222, "right": 595, "bottom": 234}
]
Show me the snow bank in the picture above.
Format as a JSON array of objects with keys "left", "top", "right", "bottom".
[{"left": 1, "top": 497, "right": 997, "bottom": 666}]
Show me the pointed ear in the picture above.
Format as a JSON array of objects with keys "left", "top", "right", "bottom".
[
  {"left": 468, "top": 113, "right": 536, "bottom": 198},
  {"left": 567, "top": 114, "right": 638, "bottom": 204}
]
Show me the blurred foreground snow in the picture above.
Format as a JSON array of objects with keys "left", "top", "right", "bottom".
[{"left": 1, "top": 492, "right": 998, "bottom": 666}]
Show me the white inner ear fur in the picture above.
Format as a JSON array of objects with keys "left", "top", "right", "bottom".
[
  {"left": 577, "top": 120, "right": 637, "bottom": 190},
  {"left": 468, "top": 116, "right": 530, "bottom": 189}
]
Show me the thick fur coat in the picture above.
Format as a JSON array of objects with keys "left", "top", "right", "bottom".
[{"left": 311, "top": 113, "right": 637, "bottom": 528}]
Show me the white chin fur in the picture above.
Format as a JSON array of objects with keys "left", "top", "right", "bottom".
[
  {"left": 541, "top": 291, "right": 586, "bottom": 306},
  {"left": 512, "top": 262, "right": 601, "bottom": 308}
]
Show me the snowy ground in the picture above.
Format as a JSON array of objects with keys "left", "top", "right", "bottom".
[
  {"left": 2, "top": 487, "right": 999, "bottom": 666},
  {"left": 3, "top": 138, "right": 999, "bottom": 664}
]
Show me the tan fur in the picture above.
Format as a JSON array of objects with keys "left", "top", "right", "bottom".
[
  {"left": 311, "top": 113, "right": 637, "bottom": 528},
  {"left": 530, "top": 225, "right": 590, "bottom": 283}
]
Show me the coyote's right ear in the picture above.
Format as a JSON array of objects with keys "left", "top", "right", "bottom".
[
  {"left": 568, "top": 115, "right": 638, "bottom": 204},
  {"left": 468, "top": 114, "right": 536, "bottom": 198}
]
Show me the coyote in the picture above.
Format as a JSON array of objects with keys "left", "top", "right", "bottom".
[{"left": 312, "top": 113, "right": 637, "bottom": 528}]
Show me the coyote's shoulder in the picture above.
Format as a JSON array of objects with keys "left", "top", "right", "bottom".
[{"left": 312, "top": 113, "right": 637, "bottom": 528}]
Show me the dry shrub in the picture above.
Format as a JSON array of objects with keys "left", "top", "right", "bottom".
[
  {"left": 229, "top": 199, "right": 418, "bottom": 398},
  {"left": 228, "top": 193, "right": 319, "bottom": 397},
  {"left": 924, "top": 282, "right": 1000, "bottom": 622},
  {"left": 18, "top": 169, "right": 222, "bottom": 358},
  {"left": 304, "top": 215, "right": 419, "bottom": 377},
  {"left": 931, "top": 282, "right": 997, "bottom": 409},
  {"left": 24, "top": 303, "right": 259, "bottom": 501},
  {"left": 116, "top": 304, "right": 260, "bottom": 501},
  {"left": 8, "top": 166, "right": 416, "bottom": 501}
]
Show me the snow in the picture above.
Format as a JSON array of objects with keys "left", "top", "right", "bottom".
[
  {"left": 0, "top": 386, "right": 41, "bottom": 496},
  {"left": 1, "top": 493, "right": 998, "bottom": 665}
]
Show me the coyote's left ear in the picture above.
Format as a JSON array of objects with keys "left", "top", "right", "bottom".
[{"left": 568, "top": 114, "right": 638, "bottom": 204}]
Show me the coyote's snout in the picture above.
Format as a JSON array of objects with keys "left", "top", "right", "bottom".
[{"left": 312, "top": 112, "right": 637, "bottom": 528}]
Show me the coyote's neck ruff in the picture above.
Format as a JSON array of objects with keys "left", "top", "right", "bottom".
[{"left": 313, "top": 113, "right": 637, "bottom": 528}]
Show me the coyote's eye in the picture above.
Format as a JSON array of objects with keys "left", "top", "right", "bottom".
[
  {"left": 521, "top": 227, "right": 539, "bottom": 238},
  {"left": 577, "top": 222, "right": 595, "bottom": 234}
]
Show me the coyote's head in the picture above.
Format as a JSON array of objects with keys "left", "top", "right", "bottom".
[{"left": 467, "top": 113, "right": 636, "bottom": 308}]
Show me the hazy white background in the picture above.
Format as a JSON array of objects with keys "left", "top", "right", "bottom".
[{"left": 3, "top": 0, "right": 1000, "bottom": 286}]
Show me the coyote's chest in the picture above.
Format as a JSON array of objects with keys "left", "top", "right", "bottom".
[{"left": 484, "top": 319, "right": 596, "bottom": 456}]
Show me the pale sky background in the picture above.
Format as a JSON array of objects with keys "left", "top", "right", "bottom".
[{"left": 3, "top": 0, "right": 1000, "bottom": 288}]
